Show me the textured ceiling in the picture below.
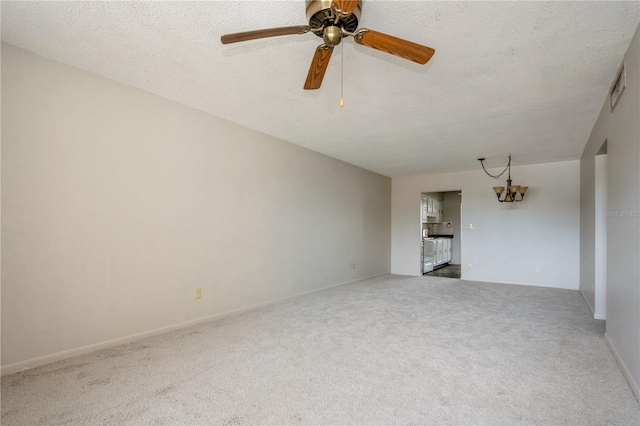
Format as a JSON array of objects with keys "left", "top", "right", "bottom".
[{"left": 2, "top": 1, "right": 638, "bottom": 177}]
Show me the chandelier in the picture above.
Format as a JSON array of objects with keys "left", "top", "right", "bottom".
[{"left": 478, "top": 154, "right": 528, "bottom": 202}]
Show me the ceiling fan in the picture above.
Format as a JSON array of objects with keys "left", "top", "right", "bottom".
[{"left": 220, "top": 0, "right": 435, "bottom": 90}]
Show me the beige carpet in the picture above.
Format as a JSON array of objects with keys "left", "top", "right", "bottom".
[{"left": 2, "top": 275, "right": 639, "bottom": 425}]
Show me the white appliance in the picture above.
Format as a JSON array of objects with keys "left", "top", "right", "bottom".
[{"left": 422, "top": 238, "right": 436, "bottom": 273}]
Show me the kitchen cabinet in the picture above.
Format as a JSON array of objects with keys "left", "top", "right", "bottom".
[
  {"left": 434, "top": 200, "right": 442, "bottom": 222},
  {"left": 436, "top": 239, "right": 443, "bottom": 264},
  {"left": 442, "top": 238, "right": 448, "bottom": 263},
  {"left": 443, "top": 239, "right": 452, "bottom": 262},
  {"left": 422, "top": 237, "right": 453, "bottom": 274},
  {"left": 421, "top": 196, "right": 445, "bottom": 222},
  {"left": 421, "top": 195, "right": 429, "bottom": 221}
]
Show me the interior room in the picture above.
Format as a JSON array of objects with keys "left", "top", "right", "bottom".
[
  {"left": 421, "top": 191, "right": 462, "bottom": 279},
  {"left": 1, "top": 1, "right": 639, "bottom": 424}
]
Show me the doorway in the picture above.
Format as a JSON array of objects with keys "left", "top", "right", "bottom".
[
  {"left": 594, "top": 141, "right": 607, "bottom": 319},
  {"left": 420, "top": 190, "right": 462, "bottom": 279}
]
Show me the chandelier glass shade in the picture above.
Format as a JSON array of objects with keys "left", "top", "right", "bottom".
[{"left": 478, "top": 154, "right": 528, "bottom": 202}]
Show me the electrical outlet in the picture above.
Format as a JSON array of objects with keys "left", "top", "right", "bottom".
[
  {"left": 468, "top": 263, "right": 472, "bottom": 269},
  {"left": 194, "top": 288, "right": 201, "bottom": 299},
  {"left": 352, "top": 263, "right": 356, "bottom": 269},
  {"left": 469, "top": 223, "right": 474, "bottom": 229},
  {"left": 535, "top": 266, "right": 541, "bottom": 273}
]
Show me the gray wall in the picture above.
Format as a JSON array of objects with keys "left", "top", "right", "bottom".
[
  {"left": 579, "top": 25, "right": 639, "bottom": 400},
  {"left": 1, "top": 45, "right": 392, "bottom": 373}
]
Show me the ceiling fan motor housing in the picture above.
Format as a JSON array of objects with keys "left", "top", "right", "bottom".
[
  {"left": 323, "top": 26, "right": 343, "bottom": 47},
  {"left": 306, "top": 0, "right": 361, "bottom": 35}
]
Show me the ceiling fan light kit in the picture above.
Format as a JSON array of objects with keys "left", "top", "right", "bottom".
[
  {"left": 478, "top": 154, "right": 528, "bottom": 203},
  {"left": 221, "top": 0, "right": 435, "bottom": 91}
]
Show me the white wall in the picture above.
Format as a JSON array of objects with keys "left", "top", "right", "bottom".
[
  {"left": 606, "top": 26, "right": 640, "bottom": 402},
  {"left": 594, "top": 154, "right": 607, "bottom": 319},
  {"left": 392, "top": 161, "right": 580, "bottom": 289},
  {"left": 1, "top": 44, "right": 391, "bottom": 372},
  {"left": 580, "top": 116, "right": 608, "bottom": 314},
  {"left": 579, "top": 25, "right": 639, "bottom": 401}
]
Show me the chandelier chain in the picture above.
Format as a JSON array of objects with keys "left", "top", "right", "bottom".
[{"left": 479, "top": 155, "right": 510, "bottom": 179}]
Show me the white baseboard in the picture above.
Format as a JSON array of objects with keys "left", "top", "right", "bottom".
[
  {"left": 580, "top": 289, "right": 596, "bottom": 315},
  {"left": 1, "top": 272, "right": 389, "bottom": 376},
  {"left": 605, "top": 332, "right": 640, "bottom": 403},
  {"left": 460, "top": 277, "right": 578, "bottom": 291},
  {"left": 579, "top": 289, "right": 606, "bottom": 320}
]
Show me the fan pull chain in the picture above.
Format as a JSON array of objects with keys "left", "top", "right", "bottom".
[{"left": 340, "top": 41, "right": 344, "bottom": 107}]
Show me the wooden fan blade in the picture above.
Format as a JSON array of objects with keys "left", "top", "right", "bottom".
[
  {"left": 353, "top": 29, "right": 435, "bottom": 64},
  {"left": 333, "top": 0, "right": 359, "bottom": 14},
  {"left": 221, "top": 26, "right": 310, "bottom": 44},
  {"left": 304, "top": 45, "right": 333, "bottom": 90}
]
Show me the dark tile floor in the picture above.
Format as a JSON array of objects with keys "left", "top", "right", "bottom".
[{"left": 426, "top": 264, "right": 461, "bottom": 279}]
